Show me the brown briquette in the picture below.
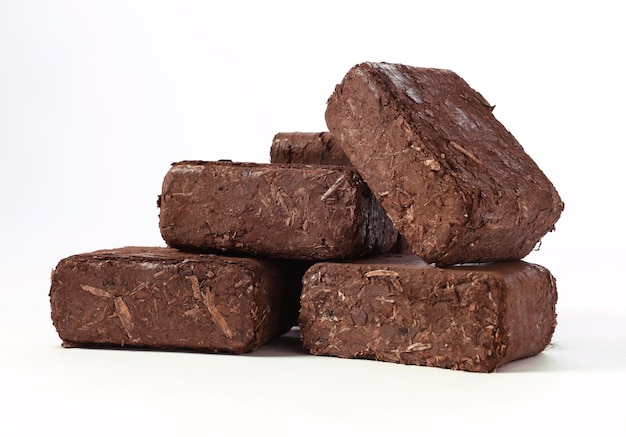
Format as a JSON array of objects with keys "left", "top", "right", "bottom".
[
  {"left": 299, "top": 254, "right": 558, "bottom": 372},
  {"left": 50, "top": 247, "right": 302, "bottom": 353},
  {"left": 270, "top": 132, "right": 352, "bottom": 166},
  {"left": 325, "top": 62, "right": 564, "bottom": 266},
  {"left": 158, "top": 161, "right": 397, "bottom": 260},
  {"left": 271, "top": 132, "right": 413, "bottom": 256}
]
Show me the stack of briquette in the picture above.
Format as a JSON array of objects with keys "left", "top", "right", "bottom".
[{"left": 50, "top": 62, "right": 563, "bottom": 372}]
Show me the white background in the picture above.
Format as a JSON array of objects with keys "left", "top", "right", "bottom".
[{"left": 1, "top": 1, "right": 624, "bottom": 435}]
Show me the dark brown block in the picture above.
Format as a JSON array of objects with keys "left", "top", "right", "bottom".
[
  {"left": 325, "top": 62, "right": 564, "bottom": 266},
  {"left": 271, "top": 133, "right": 413, "bottom": 255},
  {"left": 159, "top": 161, "right": 397, "bottom": 259},
  {"left": 50, "top": 247, "right": 300, "bottom": 353},
  {"left": 270, "top": 132, "right": 352, "bottom": 166},
  {"left": 299, "top": 255, "right": 557, "bottom": 372}
]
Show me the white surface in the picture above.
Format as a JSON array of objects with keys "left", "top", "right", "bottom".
[{"left": 1, "top": 1, "right": 625, "bottom": 435}]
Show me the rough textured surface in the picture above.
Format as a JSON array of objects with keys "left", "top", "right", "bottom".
[
  {"left": 271, "top": 133, "right": 413, "bottom": 256},
  {"left": 299, "top": 254, "right": 558, "bottom": 372},
  {"left": 325, "top": 62, "right": 564, "bottom": 266},
  {"left": 50, "top": 247, "right": 300, "bottom": 353},
  {"left": 159, "top": 161, "right": 397, "bottom": 259},
  {"left": 270, "top": 132, "right": 352, "bottom": 166}
]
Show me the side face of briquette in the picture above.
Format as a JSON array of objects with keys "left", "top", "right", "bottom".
[
  {"left": 50, "top": 247, "right": 297, "bottom": 353},
  {"left": 299, "top": 256, "right": 557, "bottom": 372},
  {"left": 159, "top": 161, "right": 397, "bottom": 260},
  {"left": 271, "top": 132, "right": 353, "bottom": 166}
]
